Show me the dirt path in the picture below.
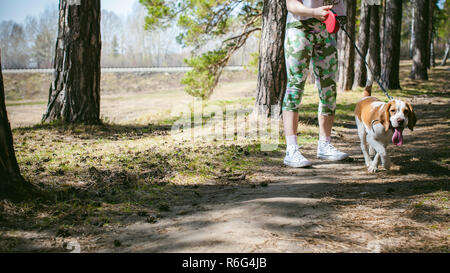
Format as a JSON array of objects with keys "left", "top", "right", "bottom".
[{"left": 90, "top": 95, "right": 449, "bottom": 253}]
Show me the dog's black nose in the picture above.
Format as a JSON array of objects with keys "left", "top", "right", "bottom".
[{"left": 397, "top": 118, "right": 404, "bottom": 125}]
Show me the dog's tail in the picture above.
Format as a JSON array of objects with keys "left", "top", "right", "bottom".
[{"left": 363, "top": 85, "right": 372, "bottom": 97}]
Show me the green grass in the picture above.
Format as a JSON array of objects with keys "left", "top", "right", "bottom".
[
  {"left": 5, "top": 109, "right": 274, "bottom": 235},
  {"left": 6, "top": 101, "right": 47, "bottom": 107}
]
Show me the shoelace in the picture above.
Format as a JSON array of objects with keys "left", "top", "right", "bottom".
[
  {"left": 288, "top": 148, "right": 307, "bottom": 161},
  {"left": 322, "top": 143, "right": 341, "bottom": 154}
]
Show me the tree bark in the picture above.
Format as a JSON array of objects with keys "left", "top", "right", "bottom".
[
  {"left": 366, "top": 4, "right": 381, "bottom": 90},
  {"left": 353, "top": 1, "right": 371, "bottom": 89},
  {"left": 254, "top": 0, "right": 287, "bottom": 118},
  {"left": 0, "top": 51, "right": 31, "bottom": 200},
  {"left": 430, "top": 31, "right": 435, "bottom": 68},
  {"left": 380, "top": 0, "right": 386, "bottom": 70},
  {"left": 442, "top": 39, "right": 450, "bottom": 66},
  {"left": 337, "top": 0, "right": 356, "bottom": 92},
  {"left": 410, "top": 3, "right": 415, "bottom": 59},
  {"left": 426, "top": 0, "right": 435, "bottom": 69},
  {"left": 43, "top": 0, "right": 102, "bottom": 124},
  {"left": 380, "top": 0, "right": 403, "bottom": 90},
  {"left": 410, "top": 0, "right": 429, "bottom": 80}
]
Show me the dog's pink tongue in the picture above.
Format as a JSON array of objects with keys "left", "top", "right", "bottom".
[{"left": 392, "top": 128, "right": 404, "bottom": 146}]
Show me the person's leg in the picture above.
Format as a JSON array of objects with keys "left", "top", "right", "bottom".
[
  {"left": 312, "top": 23, "right": 348, "bottom": 160},
  {"left": 311, "top": 33, "right": 337, "bottom": 133},
  {"left": 282, "top": 26, "right": 312, "bottom": 146},
  {"left": 318, "top": 114, "right": 334, "bottom": 141},
  {"left": 283, "top": 111, "right": 299, "bottom": 145},
  {"left": 282, "top": 26, "right": 313, "bottom": 167}
]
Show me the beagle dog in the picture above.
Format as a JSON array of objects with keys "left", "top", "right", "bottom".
[{"left": 355, "top": 97, "right": 417, "bottom": 173}]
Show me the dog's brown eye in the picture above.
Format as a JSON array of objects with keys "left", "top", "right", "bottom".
[
  {"left": 404, "top": 110, "right": 409, "bottom": 114},
  {"left": 390, "top": 109, "right": 396, "bottom": 113}
]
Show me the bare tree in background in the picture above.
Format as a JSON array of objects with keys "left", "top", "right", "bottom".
[
  {"left": 410, "top": 1, "right": 416, "bottom": 59},
  {"left": 426, "top": 0, "right": 436, "bottom": 68},
  {"left": 353, "top": 1, "right": 370, "bottom": 89},
  {"left": 100, "top": 3, "right": 182, "bottom": 68},
  {"left": 439, "top": 0, "right": 449, "bottom": 66},
  {"left": 337, "top": 0, "right": 356, "bottom": 92},
  {"left": 25, "top": 6, "right": 59, "bottom": 69},
  {"left": 43, "top": 0, "right": 101, "bottom": 124},
  {"left": 101, "top": 9, "right": 123, "bottom": 67},
  {"left": 410, "top": 0, "right": 429, "bottom": 80},
  {"left": 365, "top": 4, "right": 381, "bottom": 94},
  {"left": 381, "top": 0, "right": 403, "bottom": 90},
  {"left": 0, "top": 22, "right": 29, "bottom": 69},
  {"left": 442, "top": 39, "right": 450, "bottom": 66}
]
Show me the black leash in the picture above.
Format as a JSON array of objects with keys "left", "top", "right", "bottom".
[{"left": 333, "top": 11, "right": 393, "bottom": 100}]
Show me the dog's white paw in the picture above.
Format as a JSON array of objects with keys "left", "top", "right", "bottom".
[{"left": 368, "top": 165, "right": 378, "bottom": 173}]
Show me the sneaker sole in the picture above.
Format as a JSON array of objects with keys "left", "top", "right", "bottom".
[
  {"left": 317, "top": 154, "right": 349, "bottom": 161},
  {"left": 283, "top": 160, "right": 313, "bottom": 168}
]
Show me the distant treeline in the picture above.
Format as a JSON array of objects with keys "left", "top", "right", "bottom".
[{"left": 0, "top": 2, "right": 258, "bottom": 69}]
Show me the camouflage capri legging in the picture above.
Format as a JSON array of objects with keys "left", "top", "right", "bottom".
[{"left": 282, "top": 19, "right": 338, "bottom": 115}]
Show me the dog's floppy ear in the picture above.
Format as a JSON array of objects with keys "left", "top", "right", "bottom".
[
  {"left": 382, "top": 101, "right": 393, "bottom": 132},
  {"left": 406, "top": 102, "right": 417, "bottom": 131}
]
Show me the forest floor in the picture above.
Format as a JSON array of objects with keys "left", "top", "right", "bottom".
[{"left": 0, "top": 61, "right": 449, "bottom": 253}]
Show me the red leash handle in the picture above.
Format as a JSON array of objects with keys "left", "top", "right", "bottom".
[{"left": 322, "top": 10, "right": 340, "bottom": 34}]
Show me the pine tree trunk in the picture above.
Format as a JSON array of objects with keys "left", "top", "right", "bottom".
[
  {"left": 430, "top": 31, "right": 435, "bottom": 68},
  {"left": 366, "top": 4, "right": 381, "bottom": 90},
  {"left": 410, "top": 0, "right": 429, "bottom": 80},
  {"left": 337, "top": 0, "right": 356, "bottom": 92},
  {"left": 254, "top": 0, "right": 287, "bottom": 118},
  {"left": 380, "top": 0, "right": 403, "bottom": 90},
  {"left": 0, "top": 51, "right": 31, "bottom": 200},
  {"left": 353, "top": 1, "right": 370, "bottom": 89},
  {"left": 410, "top": 4, "right": 415, "bottom": 59},
  {"left": 380, "top": 0, "right": 386, "bottom": 69},
  {"left": 441, "top": 39, "right": 450, "bottom": 66},
  {"left": 426, "top": 0, "right": 435, "bottom": 69},
  {"left": 43, "top": 0, "right": 101, "bottom": 124}
]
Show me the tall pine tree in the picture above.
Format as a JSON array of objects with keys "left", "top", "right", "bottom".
[
  {"left": 353, "top": 1, "right": 370, "bottom": 89},
  {"left": 380, "top": 0, "right": 403, "bottom": 90},
  {"left": 410, "top": 0, "right": 429, "bottom": 80},
  {"left": 43, "top": 0, "right": 102, "bottom": 124}
]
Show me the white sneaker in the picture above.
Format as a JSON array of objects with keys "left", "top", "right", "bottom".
[
  {"left": 317, "top": 141, "right": 349, "bottom": 161},
  {"left": 284, "top": 145, "right": 313, "bottom": 168}
]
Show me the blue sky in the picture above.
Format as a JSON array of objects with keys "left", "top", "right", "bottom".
[
  {"left": 0, "top": 0, "right": 137, "bottom": 23},
  {"left": 0, "top": 0, "right": 447, "bottom": 24}
]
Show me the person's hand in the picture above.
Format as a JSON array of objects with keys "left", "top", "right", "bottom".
[{"left": 312, "top": 5, "right": 333, "bottom": 21}]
